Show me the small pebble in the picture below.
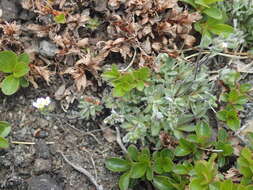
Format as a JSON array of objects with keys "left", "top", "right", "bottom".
[
  {"left": 34, "top": 158, "right": 52, "bottom": 174},
  {"left": 39, "top": 40, "right": 58, "bottom": 58},
  {"left": 29, "top": 174, "right": 62, "bottom": 190}
]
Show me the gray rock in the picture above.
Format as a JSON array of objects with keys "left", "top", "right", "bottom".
[
  {"left": 39, "top": 40, "right": 58, "bottom": 58},
  {"left": 0, "top": 0, "right": 20, "bottom": 21},
  {"left": 29, "top": 174, "right": 62, "bottom": 190},
  {"left": 19, "top": 9, "right": 36, "bottom": 20},
  {"left": 34, "top": 158, "right": 52, "bottom": 174}
]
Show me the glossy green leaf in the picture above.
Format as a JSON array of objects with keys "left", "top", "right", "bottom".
[
  {"left": 208, "top": 24, "right": 234, "bottom": 36},
  {"left": 195, "top": 0, "right": 210, "bottom": 7},
  {"left": 0, "top": 121, "right": 11, "bottom": 138},
  {"left": 226, "top": 114, "right": 240, "bottom": 131},
  {"left": 195, "top": 122, "right": 212, "bottom": 139},
  {"left": 105, "top": 158, "right": 130, "bottom": 172},
  {"left": 216, "top": 110, "right": 227, "bottom": 121},
  {"left": 146, "top": 167, "right": 153, "bottom": 181},
  {"left": 127, "top": 145, "right": 139, "bottom": 161},
  {"left": 13, "top": 62, "right": 30, "bottom": 78},
  {"left": 162, "top": 157, "right": 173, "bottom": 172},
  {"left": 153, "top": 176, "right": 175, "bottom": 190},
  {"left": 153, "top": 157, "right": 164, "bottom": 174},
  {"left": 103, "top": 65, "right": 120, "bottom": 80},
  {"left": 203, "top": 0, "right": 223, "bottom": 4},
  {"left": 0, "top": 50, "right": 18, "bottom": 73},
  {"left": 139, "top": 147, "right": 150, "bottom": 162},
  {"left": 1, "top": 75, "right": 20, "bottom": 95},
  {"left": 203, "top": 7, "right": 223, "bottom": 20},
  {"left": 190, "top": 178, "right": 206, "bottom": 190},
  {"left": 119, "top": 172, "right": 130, "bottom": 190},
  {"left": 18, "top": 53, "right": 30, "bottom": 65},
  {"left": 0, "top": 136, "right": 9, "bottom": 148},
  {"left": 175, "top": 146, "right": 192, "bottom": 157},
  {"left": 130, "top": 162, "right": 147, "bottom": 178},
  {"left": 173, "top": 165, "right": 188, "bottom": 175}
]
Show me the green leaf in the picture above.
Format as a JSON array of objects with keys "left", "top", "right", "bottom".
[
  {"left": 208, "top": 24, "right": 234, "bottom": 36},
  {"left": 127, "top": 145, "right": 139, "bottom": 161},
  {"left": 103, "top": 65, "right": 120, "bottom": 80},
  {"left": 105, "top": 158, "right": 130, "bottom": 172},
  {"left": 153, "top": 157, "right": 164, "bottom": 174},
  {"left": 1, "top": 75, "right": 20, "bottom": 95},
  {"left": 136, "top": 81, "right": 145, "bottom": 91},
  {"left": 153, "top": 176, "right": 175, "bottom": 190},
  {"left": 0, "top": 121, "right": 11, "bottom": 138},
  {"left": 195, "top": 122, "right": 212, "bottom": 139},
  {"left": 113, "top": 87, "right": 126, "bottom": 97},
  {"left": 173, "top": 164, "right": 190, "bottom": 175},
  {"left": 162, "top": 157, "right": 174, "bottom": 172},
  {"left": 217, "top": 128, "right": 228, "bottom": 142},
  {"left": 139, "top": 147, "right": 150, "bottom": 162},
  {"left": 226, "top": 112, "right": 240, "bottom": 131},
  {"left": 54, "top": 13, "right": 66, "bottom": 24},
  {"left": 0, "top": 136, "right": 9, "bottom": 148},
  {"left": 216, "top": 143, "right": 233, "bottom": 156},
  {"left": 195, "top": 0, "right": 210, "bottom": 7},
  {"left": 133, "top": 67, "right": 150, "bottom": 81},
  {"left": 146, "top": 167, "right": 154, "bottom": 181},
  {"left": 203, "top": 7, "right": 223, "bottom": 20},
  {"left": 216, "top": 110, "right": 227, "bottom": 121},
  {"left": 130, "top": 162, "right": 147, "bottom": 178},
  {"left": 189, "top": 178, "right": 205, "bottom": 190},
  {"left": 175, "top": 146, "right": 192, "bottom": 157},
  {"left": 0, "top": 50, "right": 18, "bottom": 73},
  {"left": 203, "top": 0, "right": 223, "bottom": 4},
  {"left": 175, "top": 139, "right": 195, "bottom": 157},
  {"left": 160, "top": 149, "right": 174, "bottom": 160},
  {"left": 119, "top": 172, "right": 130, "bottom": 190},
  {"left": 13, "top": 62, "right": 30, "bottom": 78},
  {"left": 18, "top": 53, "right": 30, "bottom": 65}
]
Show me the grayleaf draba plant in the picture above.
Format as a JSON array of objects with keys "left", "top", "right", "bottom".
[{"left": 103, "top": 53, "right": 217, "bottom": 143}]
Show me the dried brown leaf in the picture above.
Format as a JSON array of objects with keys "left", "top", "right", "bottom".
[
  {"left": 156, "top": 0, "right": 177, "bottom": 11},
  {"left": 75, "top": 72, "right": 87, "bottom": 91},
  {"left": 180, "top": 34, "right": 196, "bottom": 47},
  {"left": 77, "top": 38, "right": 89, "bottom": 47},
  {"left": 32, "top": 65, "right": 53, "bottom": 85}
]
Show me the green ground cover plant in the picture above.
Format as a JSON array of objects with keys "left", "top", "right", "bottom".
[
  {"left": 180, "top": 0, "right": 234, "bottom": 47},
  {"left": 217, "top": 69, "right": 251, "bottom": 130},
  {"left": 0, "top": 50, "right": 30, "bottom": 95},
  {"left": 103, "top": 53, "right": 216, "bottom": 143},
  {"left": 103, "top": 53, "right": 252, "bottom": 189},
  {"left": 106, "top": 147, "right": 253, "bottom": 190}
]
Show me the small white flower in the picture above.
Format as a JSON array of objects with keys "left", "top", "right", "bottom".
[
  {"left": 33, "top": 97, "right": 51, "bottom": 109},
  {"left": 221, "top": 42, "right": 228, "bottom": 49}
]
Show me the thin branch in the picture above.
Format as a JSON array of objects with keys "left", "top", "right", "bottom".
[
  {"left": 60, "top": 152, "right": 104, "bottom": 190},
  {"left": 115, "top": 127, "right": 127, "bottom": 154},
  {"left": 199, "top": 147, "right": 224, "bottom": 153},
  {"left": 119, "top": 48, "right": 137, "bottom": 72},
  {"left": 11, "top": 141, "right": 54, "bottom": 145}
]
